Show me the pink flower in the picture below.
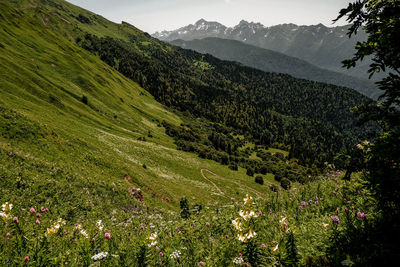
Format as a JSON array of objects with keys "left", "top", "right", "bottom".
[
  {"left": 205, "top": 222, "right": 210, "bottom": 227},
  {"left": 261, "top": 243, "right": 266, "bottom": 248},
  {"left": 258, "top": 211, "right": 262, "bottom": 216},
  {"left": 239, "top": 253, "right": 242, "bottom": 257},
  {"left": 159, "top": 252, "right": 164, "bottom": 257},
  {"left": 24, "top": 256, "right": 29, "bottom": 262},
  {"left": 105, "top": 232, "right": 111, "bottom": 239},
  {"left": 91, "top": 238, "right": 95, "bottom": 243},
  {"left": 30, "top": 208, "right": 35, "bottom": 213},
  {"left": 35, "top": 219, "right": 40, "bottom": 225},
  {"left": 45, "top": 208, "right": 49, "bottom": 212},
  {"left": 36, "top": 213, "right": 41, "bottom": 218},
  {"left": 13, "top": 217, "right": 18, "bottom": 224},
  {"left": 199, "top": 261, "right": 204, "bottom": 266},
  {"left": 331, "top": 216, "right": 340, "bottom": 223},
  {"left": 41, "top": 206, "right": 45, "bottom": 212},
  {"left": 140, "top": 225, "right": 145, "bottom": 230},
  {"left": 225, "top": 234, "right": 229, "bottom": 239}
]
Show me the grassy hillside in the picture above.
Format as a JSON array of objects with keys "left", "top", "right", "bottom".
[
  {"left": 0, "top": 1, "right": 379, "bottom": 266},
  {"left": 0, "top": 0, "right": 280, "bottom": 215}
]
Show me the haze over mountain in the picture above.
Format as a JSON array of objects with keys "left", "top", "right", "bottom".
[
  {"left": 153, "top": 19, "right": 374, "bottom": 80},
  {"left": 171, "top": 37, "right": 378, "bottom": 99}
]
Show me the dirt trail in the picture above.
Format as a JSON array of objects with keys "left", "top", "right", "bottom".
[
  {"left": 200, "top": 169, "right": 225, "bottom": 195},
  {"left": 200, "top": 169, "right": 269, "bottom": 198}
]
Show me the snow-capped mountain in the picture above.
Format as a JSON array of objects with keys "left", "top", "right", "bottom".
[{"left": 153, "top": 20, "right": 370, "bottom": 79}]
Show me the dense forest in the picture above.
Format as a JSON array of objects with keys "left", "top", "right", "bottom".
[{"left": 77, "top": 32, "right": 373, "bottom": 167}]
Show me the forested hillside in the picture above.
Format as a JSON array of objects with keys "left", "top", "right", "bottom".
[
  {"left": 171, "top": 38, "right": 379, "bottom": 99},
  {"left": 77, "top": 31, "right": 373, "bottom": 166}
]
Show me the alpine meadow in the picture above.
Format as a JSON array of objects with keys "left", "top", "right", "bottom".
[{"left": 0, "top": 0, "right": 399, "bottom": 266}]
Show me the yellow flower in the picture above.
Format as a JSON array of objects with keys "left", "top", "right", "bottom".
[
  {"left": 248, "top": 208, "right": 258, "bottom": 219},
  {"left": 237, "top": 231, "right": 246, "bottom": 242},
  {"left": 2, "top": 202, "right": 13, "bottom": 213},
  {"left": 232, "top": 218, "right": 242, "bottom": 230},
  {"left": 148, "top": 232, "right": 157, "bottom": 241},
  {"left": 271, "top": 243, "right": 279, "bottom": 254},
  {"left": 245, "top": 228, "right": 257, "bottom": 240},
  {"left": 243, "top": 194, "right": 253, "bottom": 205}
]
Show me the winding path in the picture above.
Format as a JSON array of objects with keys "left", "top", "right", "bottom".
[
  {"left": 200, "top": 169, "right": 225, "bottom": 195},
  {"left": 200, "top": 169, "right": 269, "bottom": 198}
]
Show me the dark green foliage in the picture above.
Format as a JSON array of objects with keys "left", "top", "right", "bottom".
[
  {"left": 246, "top": 167, "right": 255, "bottom": 177},
  {"left": 76, "top": 14, "right": 92, "bottom": 24},
  {"left": 328, "top": 0, "right": 400, "bottom": 264},
  {"left": 280, "top": 178, "right": 291, "bottom": 190},
  {"left": 81, "top": 95, "right": 88, "bottom": 105},
  {"left": 269, "top": 184, "right": 279, "bottom": 192},
  {"left": 283, "top": 231, "right": 299, "bottom": 266},
  {"left": 255, "top": 175, "right": 264, "bottom": 185},
  {"left": 180, "top": 197, "right": 190, "bottom": 219},
  {"left": 78, "top": 33, "right": 373, "bottom": 166}
]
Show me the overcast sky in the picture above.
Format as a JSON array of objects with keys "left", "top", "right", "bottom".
[{"left": 66, "top": 0, "right": 353, "bottom": 33}]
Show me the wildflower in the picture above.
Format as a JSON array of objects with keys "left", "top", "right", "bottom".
[
  {"left": 331, "top": 216, "right": 340, "bottom": 224},
  {"left": 298, "top": 206, "right": 303, "bottom": 211},
  {"left": 0, "top": 212, "right": 11, "bottom": 220},
  {"left": 199, "top": 261, "right": 205, "bottom": 266},
  {"left": 301, "top": 201, "right": 308, "bottom": 207},
  {"left": 45, "top": 218, "right": 66, "bottom": 237},
  {"left": 271, "top": 242, "right": 279, "bottom": 254},
  {"left": 280, "top": 216, "right": 289, "bottom": 232},
  {"left": 243, "top": 194, "right": 253, "bottom": 205},
  {"left": 233, "top": 256, "right": 244, "bottom": 265},
  {"left": 232, "top": 218, "right": 242, "bottom": 230},
  {"left": 261, "top": 243, "right": 266, "bottom": 248},
  {"left": 45, "top": 208, "right": 49, "bottom": 212},
  {"left": 2, "top": 202, "right": 13, "bottom": 213},
  {"left": 30, "top": 208, "right": 35, "bottom": 213},
  {"left": 13, "top": 217, "right": 18, "bottom": 224},
  {"left": 357, "top": 212, "right": 367, "bottom": 219},
  {"left": 96, "top": 220, "right": 104, "bottom": 231},
  {"left": 91, "top": 252, "right": 108, "bottom": 261},
  {"left": 322, "top": 223, "right": 329, "bottom": 229},
  {"left": 91, "top": 238, "right": 95, "bottom": 243},
  {"left": 36, "top": 219, "right": 40, "bottom": 225},
  {"left": 159, "top": 252, "right": 164, "bottom": 257},
  {"left": 105, "top": 233, "right": 111, "bottom": 240},
  {"left": 75, "top": 224, "right": 89, "bottom": 238},
  {"left": 237, "top": 231, "right": 246, "bottom": 242},
  {"left": 36, "top": 213, "right": 41, "bottom": 218},
  {"left": 148, "top": 232, "right": 157, "bottom": 247},
  {"left": 245, "top": 228, "right": 257, "bottom": 240},
  {"left": 41, "top": 206, "right": 46, "bottom": 212},
  {"left": 24, "top": 256, "right": 29, "bottom": 262},
  {"left": 205, "top": 222, "right": 210, "bottom": 227},
  {"left": 170, "top": 250, "right": 181, "bottom": 260}
]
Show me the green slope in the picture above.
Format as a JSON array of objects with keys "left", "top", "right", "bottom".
[
  {"left": 0, "top": 0, "right": 276, "bottom": 216},
  {"left": 171, "top": 37, "right": 379, "bottom": 99}
]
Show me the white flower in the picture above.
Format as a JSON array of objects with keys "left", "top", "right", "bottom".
[
  {"left": 271, "top": 243, "right": 279, "bottom": 253},
  {"left": 0, "top": 212, "right": 11, "bottom": 220},
  {"left": 232, "top": 218, "right": 242, "bottom": 230},
  {"left": 96, "top": 220, "right": 104, "bottom": 231},
  {"left": 170, "top": 250, "right": 182, "bottom": 260},
  {"left": 245, "top": 228, "right": 257, "bottom": 240},
  {"left": 233, "top": 257, "right": 244, "bottom": 265},
  {"left": 243, "top": 194, "right": 253, "bottom": 205},
  {"left": 147, "top": 232, "right": 158, "bottom": 246},
  {"left": 91, "top": 252, "right": 108, "bottom": 261},
  {"left": 2, "top": 202, "right": 13, "bottom": 213}
]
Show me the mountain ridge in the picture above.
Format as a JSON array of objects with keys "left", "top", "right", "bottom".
[{"left": 152, "top": 19, "right": 374, "bottom": 80}]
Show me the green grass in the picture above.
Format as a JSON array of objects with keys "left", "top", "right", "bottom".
[
  {"left": 0, "top": 1, "right": 379, "bottom": 266},
  {"left": 0, "top": 0, "right": 275, "bottom": 213}
]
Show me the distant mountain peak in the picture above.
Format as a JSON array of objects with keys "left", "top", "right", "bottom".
[{"left": 195, "top": 18, "right": 207, "bottom": 25}]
